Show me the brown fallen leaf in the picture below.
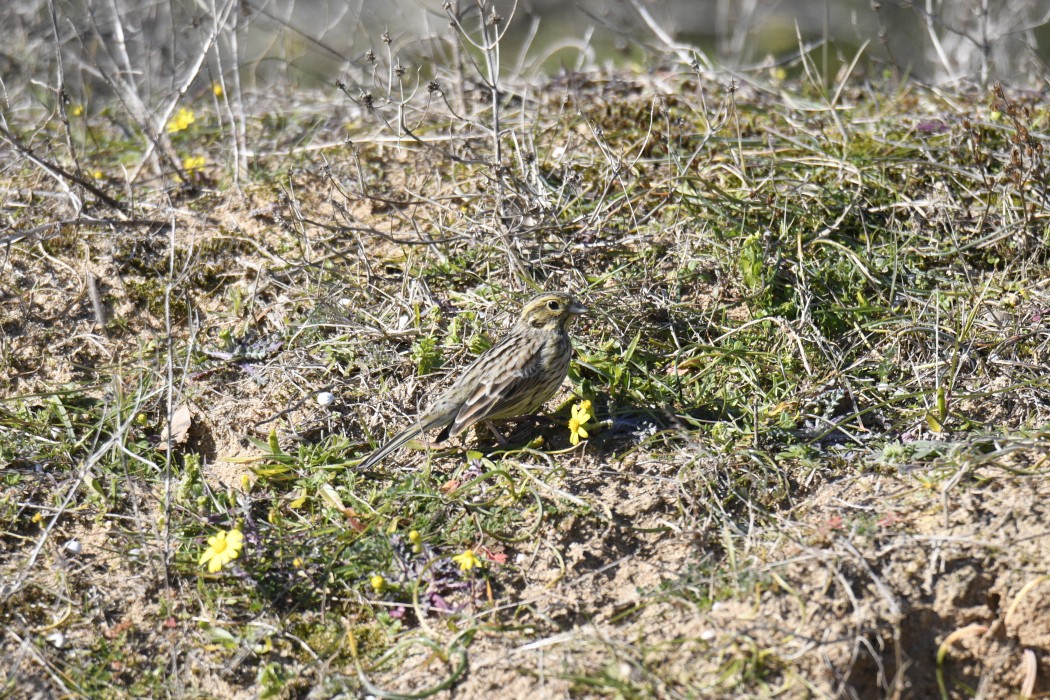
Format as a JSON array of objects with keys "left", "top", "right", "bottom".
[{"left": 157, "top": 404, "right": 192, "bottom": 451}]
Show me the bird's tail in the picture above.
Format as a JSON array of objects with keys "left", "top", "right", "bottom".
[{"left": 357, "top": 416, "right": 446, "bottom": 470}]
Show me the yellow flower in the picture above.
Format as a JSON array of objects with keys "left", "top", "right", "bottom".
[
  {"left": 167, "top": 107, "right": 196, "bottom": 133},
  {"left": 370, "top": 575, "right": 385, "bottom": 592},
  {"left": 182, "top": 155, "right": 206, "bottom": 172},
  {"left": 70, "top": 104, "right": 84, "bottom": 117},
  {"left": 212, "top": 83, "right": 224, "bottom": 97},
  {"left": 568, "top": 400, "right": 592, "bottom": 445},
  {"left": 199, "top": 528, "right": 244, "bottom": 573},
  {"left": 452, "top": 549, "right": 483, "bottom": 571}
]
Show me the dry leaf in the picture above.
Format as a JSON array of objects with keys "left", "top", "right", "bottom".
[{"left": 157, "top": 404, "right": 192, "bottom": 450}]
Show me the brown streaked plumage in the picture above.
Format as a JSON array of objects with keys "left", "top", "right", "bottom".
[{"left": 358, "top": 292, "right": 587, "bottom": 470}]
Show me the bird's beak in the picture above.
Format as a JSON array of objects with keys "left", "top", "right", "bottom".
[{"left": 569, "top": 302, "right": 588, "bottom": 315}]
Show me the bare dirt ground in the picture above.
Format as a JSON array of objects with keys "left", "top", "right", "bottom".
[{"left": 3, "top": 72, "right": 1050, "bottom": 699}]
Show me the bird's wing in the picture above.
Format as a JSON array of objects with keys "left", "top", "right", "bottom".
[{"left": 447, "top": 335, "right": 545, "bottom": 436}]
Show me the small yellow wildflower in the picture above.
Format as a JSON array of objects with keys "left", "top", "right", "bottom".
[
  {"left": 166, "top": 107, "right": 196, "bottom": 133},
  {"left": 199, "top": 528, "right": 243, "bottom": 573},
  {"left": 568, "top": 400, "right": 593, "bottom": 445},
  {"left": 409, "top": 530, "right": 421, "bottom": 544},
  {"left": 452, "top": 549, "right": 483, "bottom": 572},
  {"left": 212, "top": 83, "right": 224, "bottom": 97},
  {"left": 182, "top": 155, "right": 206, "bottom": 172},
  {"left": 370, "top": 574, "right": 386, "bottom": 592},
  {"left": 70, "top": 104, "right": 84, "bottom": 117}
]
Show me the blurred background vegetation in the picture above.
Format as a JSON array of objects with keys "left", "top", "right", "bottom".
[{"left": 1, "top": 0, "right": 1048, "bottom": 110}]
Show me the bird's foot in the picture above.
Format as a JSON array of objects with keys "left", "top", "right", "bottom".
[{"left": 481, "top": 421, "right": 511, "bottom": 446}]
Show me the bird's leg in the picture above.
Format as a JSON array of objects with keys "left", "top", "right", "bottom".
[
  {"left": 478, "top": 416, "right": 553, "bottom": 446},
  {"left": 481, "top": 420, "right": 511, "bottom": 446}
]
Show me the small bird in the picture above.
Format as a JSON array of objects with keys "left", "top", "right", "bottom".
[{"left": 358, "top": 292, "right": 587, "bottom": 470}]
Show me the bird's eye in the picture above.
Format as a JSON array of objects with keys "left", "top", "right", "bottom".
[{"left": 547, "top": 300, "right": 560, "bottom": 311}]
